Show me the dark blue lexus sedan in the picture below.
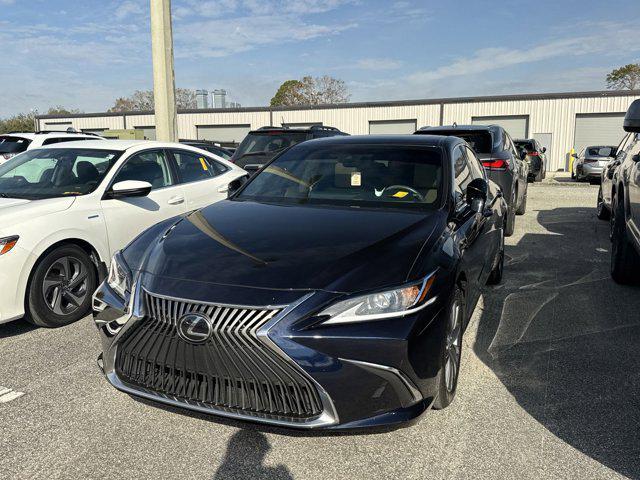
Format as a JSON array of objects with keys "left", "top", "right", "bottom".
[{"left": 93, "top": 135, "right": 507, "bottom": 430}]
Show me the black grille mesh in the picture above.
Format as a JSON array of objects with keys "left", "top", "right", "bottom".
[{"left": 115, "top": 291, "right": 323, "bottom": 419}]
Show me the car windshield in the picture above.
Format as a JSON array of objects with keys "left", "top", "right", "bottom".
[
  {"left": 0, "top": 148, "right": 121, "bottom": 200},
  {"left": 236, "top": 144, "right": 443, "bottom": 209},
  {"left": 515, "top": 140, "right": 535, "bottom": 152},
  {"left": 0, "top": 136, "right": 31, "bottom": 154},
  {"left": 586, "top": 146, "right": 613, "bottom": 157},
  {"left": 234, "top": 131, "right": 308, "bottom": 158}
]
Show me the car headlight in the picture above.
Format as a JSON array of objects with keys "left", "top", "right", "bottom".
[
  {"left": 319, "top": 272, "right": 437, "bottom": 325},
  {"left": 0, "top": 236, "right": 19, "bottom": 255},
  {"left": 107, "top": 251, "right": 131, "bottom": 300}
]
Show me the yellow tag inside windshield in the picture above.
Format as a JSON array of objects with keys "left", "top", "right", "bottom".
[
  {"left": 393, "top": 191, "right": 409, "bottom": 198},
  {"left": 199, "top": 157, "right": 209, "bottom": 171}
]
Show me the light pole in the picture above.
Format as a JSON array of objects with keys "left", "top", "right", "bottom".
[{"left": 150, "top": 0, "right": 178, "bottom": 142}]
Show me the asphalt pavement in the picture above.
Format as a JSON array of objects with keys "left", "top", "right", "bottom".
[{"left": 1, "top": 182, "right": 639, "bottom": 480}]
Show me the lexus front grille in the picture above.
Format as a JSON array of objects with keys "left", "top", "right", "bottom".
[{"left": 115, "top": 290, "right": 323, "bottom": 420}]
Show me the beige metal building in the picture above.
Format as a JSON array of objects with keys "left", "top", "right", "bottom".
[{"left": 36, "top": 90, "right": 640, "bottom": 172}]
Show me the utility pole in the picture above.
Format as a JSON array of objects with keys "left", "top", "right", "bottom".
[{"left": 150, "top": 0, "right": 177, "bottom": 142}]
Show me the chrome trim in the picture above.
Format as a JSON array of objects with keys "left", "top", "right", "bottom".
[
  {"left": 102, "top": 283, "right": 339, "bottom": 429},
  {"left": 340, "top": 358, "right": 422, "bottom": 404},
  {"left": 141, "top": 288, "right": 289, "bottom": 311}
]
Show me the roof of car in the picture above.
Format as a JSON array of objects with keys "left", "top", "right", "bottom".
[
  {"left": 250, "top": 125, "right": 344, "bottom": 134},
  {"left": 417, "top": 124, "right": 498, "bottom": 132},
  {"left": 300, "top": 134, "right": 461, "bottom": 148},
  {"left": 1, "top": 131, "right": 100, "bottom": 140},
  {"left": 38, "top": 139, "right": 151, "bottom": 151}
]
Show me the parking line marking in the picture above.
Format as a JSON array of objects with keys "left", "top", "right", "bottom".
[{"left": 0, "top": 386, "right": 25, "bottom": 403}]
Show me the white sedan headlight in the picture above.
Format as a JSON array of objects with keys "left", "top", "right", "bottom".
[
  {"left": 319, "top": 272, "right": 437, "bottom": 325},
  {"left": 107, "top": 252, "right": 131, "bottom": 300}
]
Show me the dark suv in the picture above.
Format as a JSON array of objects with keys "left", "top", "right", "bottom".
[
  {"left": 231, "top": 125, "right": 348, "bottom": 172},
  {"left": 415, "top": 125, "right": 528, "bottom": 236},
  {"left": 515, "top": 138, "right": 547, "bottom": 182},
  {"left": 610, "top": 99, "right": 640, "bottom": 284}
]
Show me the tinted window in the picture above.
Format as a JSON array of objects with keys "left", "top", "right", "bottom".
[
  {"left": 234, "top": 132, "right": 309, "bottom": 158},
  {"left": 515, "top": 140, "right": 535, "bottom": 151},
  {"left": 0, "top": 136, "right": 30, "bottom": 154},
  {"left": 453, "top": 146, "right": 473, "bottom": 196},
  {"left": 0, "top": 148, "right": 120, "bottom": 199},
  {"left": 113, "top": 150, "right": 174, "bottom": 189},
  {"left": 423, "top": 130, "right": 493, "bottom": 154},
  {"left": 172, "top": 150, "right": 227, "bottom": 183},
  {"left": 586, "top": 146, "right": 614, "bottom": 157},
  {"left": 238, "top": 144, "right": 443, "bottom": 209},
  {"left": 465, "top": 147, "right": 485, "bottom": 180}
]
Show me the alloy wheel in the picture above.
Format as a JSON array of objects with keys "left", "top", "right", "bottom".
[
  {"left": 444, "top": 300, "right": 463, "bottom": 392},
  {"left": 42, "top": 256, "right": 89, "bottom": 316}
]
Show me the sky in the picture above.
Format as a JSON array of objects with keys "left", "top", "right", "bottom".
[{"left": 1, "top": 0, "right": 640, "bottom": 116}]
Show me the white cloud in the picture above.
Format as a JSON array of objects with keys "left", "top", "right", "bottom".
[
  {"left": 355, "top": 58, "right": 403, "bottom": 71},
  {"left": 114, "top": 1, "right": 145, "bottom": 20}
]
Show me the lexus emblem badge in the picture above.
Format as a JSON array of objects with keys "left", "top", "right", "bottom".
[{"left": 177, "top": 313, "right": 213, "bottom": 344}]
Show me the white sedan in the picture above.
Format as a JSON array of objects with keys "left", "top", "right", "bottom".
[{"left": 0, "top": 139, "right": 247, "bottom": 327}]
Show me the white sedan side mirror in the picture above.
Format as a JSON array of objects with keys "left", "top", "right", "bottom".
[{"left": 108, "top": 180, "right": 152, "bottom": 199}]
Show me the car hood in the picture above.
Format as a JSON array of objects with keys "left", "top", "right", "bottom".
[
  {"left": 139, "top": 200, "right": 444, "bottom": 294},
  {"left": 0, "top": 197, "right": 76, "bottom": 234}
]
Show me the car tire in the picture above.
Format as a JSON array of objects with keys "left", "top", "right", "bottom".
[
  {"left": 26, "top": 245, "right": 97, "bottom": 328},
  {"left": 516, "top": 190, "right": 527, "bottom": 215},
  {"left": 596, "top": 186, "right": 610, "bottom": 221},
  {"left": 535, "top": 169, "right": 543, "bottom": 182},
  {"left": 433, "top": 286, "right": 464, "bottom": 410},
  {"left": 486, "top": 230, "right": 505, "bottom": 285},
  {"left": 610, "top": 195, "right": 640, "bottom": 284}
]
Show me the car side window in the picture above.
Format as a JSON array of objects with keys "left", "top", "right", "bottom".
[
  {"left": 453, "top": 146, "right": 473, "bottom": 200},
  {"left": 112, "top": 150, "right": 174, "bottom": 190},
  {"left": 465, "top": 147, "right": 485, "bottom": 180},
  {"left": 171, "top": 149, "right": 228, "bottom": 183}
]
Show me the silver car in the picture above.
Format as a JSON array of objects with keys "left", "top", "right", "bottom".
[{"left": 572, "top": 145, "right": 616, "bottom": 183}]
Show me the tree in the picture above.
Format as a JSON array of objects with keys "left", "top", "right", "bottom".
[
  {"left": 270, "top": 76, "right": 350, "bottom": 107},
  {"left": 606, "top": 64, "right": 640, "bottom": 90},
  {"left": 109, "top": 88, "right": 198, "bottom": 112},
  {"left": 46, "top": 106, "right": 81, "bottom": 115},
  {"left": 270, "top": 80, "right": 305, "bottom": 107},
  {"left": 0, "top": 112, "right": 35, "bottom": 134}
]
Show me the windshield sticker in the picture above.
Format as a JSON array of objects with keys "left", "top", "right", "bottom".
[
  {"left": 351, "top": 172, "right": 361, "bottom": 186},
  {"left": 199, "top": 157, "right": 209, "bottom": 171},
  {"left": 393, "top": 191, "right": 409, "bottom": 198}
]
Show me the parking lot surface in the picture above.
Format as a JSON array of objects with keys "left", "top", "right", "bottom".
[{"left": 1, "top": 183, "right": 639, "bottom": 480}]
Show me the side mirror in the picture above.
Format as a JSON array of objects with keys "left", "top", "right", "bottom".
[
  {"left": 541, "top": 147, "right": 547, "bottom": 153},
  {"left": 465, "top": 178, "right": 488, "bottom": 214},
  {"left": 228, "top": 175, "right": 249, "bottom": 197},
  {"left": 571, "top": 153, "right": 578, "bottom": 158},
  {"left": 624, "top": 99, "right": 640, "bottom": 133},
  {"left": 108, "top": 180, "right": 152, "bottom": 199}
]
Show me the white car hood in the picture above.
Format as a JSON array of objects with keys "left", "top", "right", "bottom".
[{"left": 0, "top": 197, "right": 76, "bottom": 235}]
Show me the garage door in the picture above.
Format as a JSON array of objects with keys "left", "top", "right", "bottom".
[
  {"left": 197, "top": 125, "right": 251, "bottom": 145},
  {"left": 471, "top": 116, "right": 528, "bottom": 139},
  {"left": 135, "top": 126, "right": 156, "bottom": 140},
  {"left": 369, "top": 120, "right": 417, "bottom": 135},
  {"left": 574, "top": 114, "right": 626, "bottom": 154}
]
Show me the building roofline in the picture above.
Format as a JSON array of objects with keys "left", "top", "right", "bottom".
[{"left": 36, "top": 89, "right": 640, "bottom": 120}]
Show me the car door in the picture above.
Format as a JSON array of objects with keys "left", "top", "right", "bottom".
[
  {"left": 625, "top": 134, "right": 640, "bottom": 238},
  {"left": 452, "top": 145, "right": 486, "bottom": 315},
  {"left": 100, "top": 149, "right": 186, "bottom": 258},
  {"left": 168, "top": 148, "right": 240, "bottom": 211}
]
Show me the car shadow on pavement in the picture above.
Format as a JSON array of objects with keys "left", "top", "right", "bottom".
[
  {"left": 0, "top": 319, "right": 38, "bottom": 339},
  {"left": 212, "top": 430, "right": 293, "bottom": 480},
  {"left": 473, "top": 206, "right": 640, "bottom": 479}
]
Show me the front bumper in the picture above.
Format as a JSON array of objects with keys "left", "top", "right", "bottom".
[
  {"left": 0, "top": 244, "right": 34, "bottom": 324},
  {"left": 93, "top": 273, "right": 448, "bottom": 430}
]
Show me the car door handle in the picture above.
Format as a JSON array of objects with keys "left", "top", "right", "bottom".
[{"left": 168, "top": 195, "right": 185, "bottom": 205}]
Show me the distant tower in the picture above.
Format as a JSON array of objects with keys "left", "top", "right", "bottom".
[
  {"left": 196, "top": 89, "right": 209, "bottom": 109},
  {"left": 213, "top": 89, "right": 227, "bottom": 108}
]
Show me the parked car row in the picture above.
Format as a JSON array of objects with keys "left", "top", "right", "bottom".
[
  {"left": 1, "top": 120, "right": 533, "bottom": 430},
  {"left": 594, "top": 99, "right": 640, "bottom": 285}
]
